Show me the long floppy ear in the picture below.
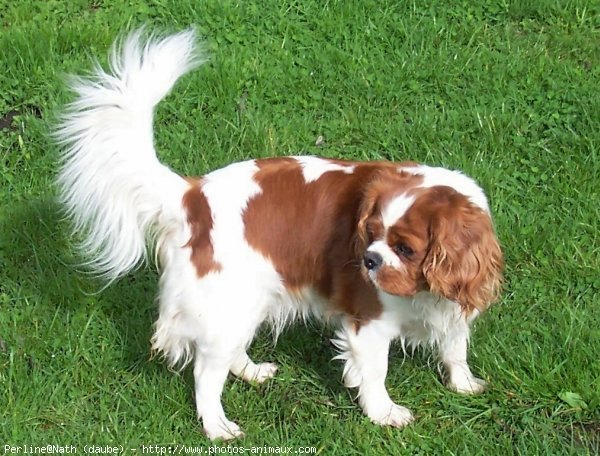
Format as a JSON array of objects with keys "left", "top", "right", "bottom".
[{"left": 423, "top": 203, "right": 503, "bottom": 313}]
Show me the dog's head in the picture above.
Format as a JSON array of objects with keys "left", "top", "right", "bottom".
[{"left": 355, "top": 170, "right": 503, "bottom": 313}]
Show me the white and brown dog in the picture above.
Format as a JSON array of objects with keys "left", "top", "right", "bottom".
[{"left": 56, "top": 29, "right": 503, "bottom": 440}]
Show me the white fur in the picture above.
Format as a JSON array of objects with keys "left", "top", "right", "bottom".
[
  {"left": 381, "top": 194, "right": 415, "bottom": 228},
  {"left": 332, "top": 317, "right": 413, "bottom": 426},
  {"left": 332, "top": 291, "right": 485, "bottom": 425},
  {"left": 55, "top": 28, "right": 203, "bottom": 281},
  {"left": 295, "top": 156, "right": 355, "bottom": 183},
  {"left": 57, "top": 29, "right": 487, "bottom": 441},
  {"left": 402, "top": 165, "right": 490, "bottom": 212}
]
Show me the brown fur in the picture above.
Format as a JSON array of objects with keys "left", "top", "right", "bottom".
[
  {"left": 418, "top": 187, "right": 503, "bottom": 312},
  {"left": 182, "top": 182, "right": 222, "bottom": 277},
  {"left": 243, "top": 158, "right": 405, "bottom": 324}
]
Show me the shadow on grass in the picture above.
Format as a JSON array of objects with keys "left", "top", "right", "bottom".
[{"left": 1, "top": 197, "right": 157, "bottom": 367}]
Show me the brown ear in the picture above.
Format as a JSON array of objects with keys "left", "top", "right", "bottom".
[{"left": 423, "top": 205, "right": 503, "bottom": 312}]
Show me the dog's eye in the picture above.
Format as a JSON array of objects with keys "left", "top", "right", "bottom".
[{"left": 393, "top": 244, "right": 414, "bottom": 258}]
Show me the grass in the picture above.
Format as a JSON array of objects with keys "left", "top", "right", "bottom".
[{"left": 1, "top": 0, "right": 599, "bottom": 453}]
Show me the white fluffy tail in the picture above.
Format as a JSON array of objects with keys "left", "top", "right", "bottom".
[{"left": 55, "top": 28, "right": 205, "bottom": 281}]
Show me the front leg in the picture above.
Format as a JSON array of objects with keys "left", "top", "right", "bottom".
[
  {"left": 332, "top": 318, "right": 413, "bottom": 427},
  {"left": 439, "top": 320, "right": 487, "bottom": 394}
]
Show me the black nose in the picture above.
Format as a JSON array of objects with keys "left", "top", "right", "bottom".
[{"left": 363, "top": 251, "right": 383, "bottom": 271}]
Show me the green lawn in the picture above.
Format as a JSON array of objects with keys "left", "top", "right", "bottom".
[{"left": 1, "top": 0, "right": 598, "bottom": 453}]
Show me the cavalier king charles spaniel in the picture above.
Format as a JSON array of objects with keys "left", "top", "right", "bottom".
[{"left": 56, "top": 29, "right": 503, "bottom": 440}]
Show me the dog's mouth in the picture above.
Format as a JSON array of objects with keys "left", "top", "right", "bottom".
[{"left": 362, "top": 264, "right": 421, "bottom": 298}]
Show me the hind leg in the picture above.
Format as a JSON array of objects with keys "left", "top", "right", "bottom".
[
  {"left": 193, "top": 347, "right": 245, "bottom": 441},
  {"left": 191, "top": 297, "right": 270, "bottom": 440},
  {"left": 159, "top": 265, "right": 277, "bottom": 439},
  {"left": 230, "top": 350, "right": 278, "bottom": 384}
]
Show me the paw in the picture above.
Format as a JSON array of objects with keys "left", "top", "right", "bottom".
[
  {"left": 240, "top": 362, "right": 278, "bottom": 384},
  {"left": 203, "top": 419, "right": 245, "bottom": 441},
  {"left": 447, "top": 376, "right": 487, "bottom": 394},
  {"left": 251, "top": 362, "right": 278, "bottom": 383},
  {"left": 368, "top": 403, "right": 414, "bottom": 428}
]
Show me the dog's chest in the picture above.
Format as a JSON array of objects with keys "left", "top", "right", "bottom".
[{"left": 378, "top": 291, "right": 469, "bottom": 348}]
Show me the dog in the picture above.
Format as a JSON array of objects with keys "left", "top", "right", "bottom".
[{"left": 55, "top": 29, "right": 503, "bottom": 440}]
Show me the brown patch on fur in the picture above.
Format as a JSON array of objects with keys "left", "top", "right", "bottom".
[
  {"left": 243, "top": 158, "right": 416, "bottom": 326},
  {"left": 182, "top": 182, "right": 222, "bottom": 277}
]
